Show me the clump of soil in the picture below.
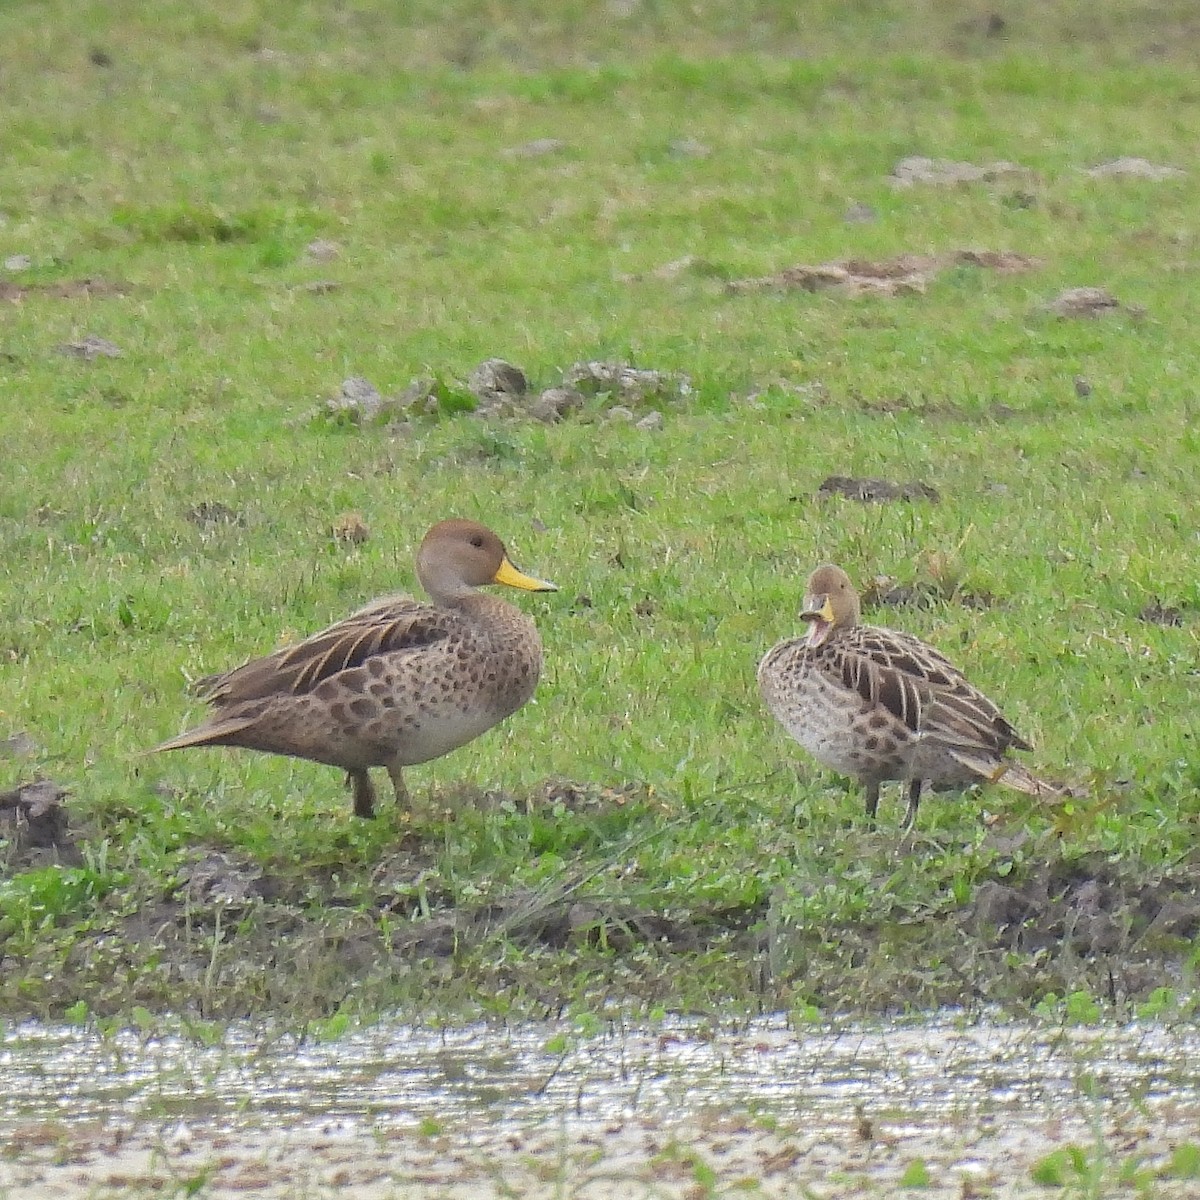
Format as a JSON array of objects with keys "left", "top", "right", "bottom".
[
  {"left": 0, "top": 277, "right": 131, "bottom": 302},
  {"left": 817, "top": 475, "right": 940, "bottom": 503},
  {"left": 888, "top": 156, "right": 1029, "bottom": 186},
  {"left": 1042, "top": 286, "right": 1142, "bottom": 319},
  {"left": 727, "top": 250, "right": 1039, "bottom": 297},
  {"left": 0, "top": 780, "right": 81, "bottom": 869},
  {"left": 1138, "top": 600, "right": 1184, "bottom": 627},
  {"left": 1085, "top": 157, "right": 1184, "bottom": 180},
  {"left": 57, "top": 335, "right": 122, "bottom": 360}
]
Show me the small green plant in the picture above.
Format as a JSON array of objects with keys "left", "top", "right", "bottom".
[
  {"left": 64, "top": 1000, "right": 90, "bottom": 1026},
  {"left": 1165, "top": 1143, "right": 1200, "bottom": 1180},
  {"left": 899, "top": 1158, "right": 931, "bottom": 1188}
]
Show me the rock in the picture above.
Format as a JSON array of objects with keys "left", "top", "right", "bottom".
[
  {"left": 326, "top": 376, "right": 384, "bottom": 421},
  {"left": 468, "top": 358, "right": 528, "bottom": 399},
  {"left": 530, "top": 387, "right": 584, "bottom": 423},
  {"left": 563, "top": 361, "right": 692, "bottom": 405},
  {"left": 635, "top": 410, "right": 664, "bottom": 431},
  {"left": 605, "top": 405, "right": 635, "bottom": 422},
  {"left": 4, "top": 254, "right": 32, "bottom": 272}
]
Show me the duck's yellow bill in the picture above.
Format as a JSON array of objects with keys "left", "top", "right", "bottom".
[
  {"left": 493, "top": 557, "right": 558, "bottom": 592},
  {"left": 800, "top": 596, "right": 836, "bottom": 623}
]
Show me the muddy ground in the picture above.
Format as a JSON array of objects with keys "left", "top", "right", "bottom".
[
  {"left": 5, "top": 1102, "right": 1200, "bottom": 1199},
  {"left": 2, "top": 781, "right": 1199, "bottom": 1020}
]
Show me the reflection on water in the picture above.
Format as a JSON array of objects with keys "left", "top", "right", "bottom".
[{"left": 2, "top": 1014, "right": 1199, "bottom": 1134}]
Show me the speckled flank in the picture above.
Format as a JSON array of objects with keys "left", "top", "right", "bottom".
[{"left": 214, "top": 597, "right": 543, "bottom": 772}]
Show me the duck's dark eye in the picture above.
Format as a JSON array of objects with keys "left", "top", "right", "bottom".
[{"left": 470, "top": 535, "right": 484, "bottom": 548}]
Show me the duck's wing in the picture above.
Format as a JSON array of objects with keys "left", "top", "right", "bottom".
[
  {"left": 832, "top": 625, "right": 1031, "bottom": 754},
  {"left": 198, "top": 597, "right": 453, "bottom": 706}
]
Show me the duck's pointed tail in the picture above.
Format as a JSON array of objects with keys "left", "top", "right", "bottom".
[
  {"left": 149, "top": 717, "right": 258, "bottom": 755},
  {"left": 948, "top": 750, "right": 1065, "bottom": 799}
]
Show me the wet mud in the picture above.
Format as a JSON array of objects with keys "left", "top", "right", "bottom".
[{"left": 3, "top": 783, "right": 1199, "bottom": 1020}]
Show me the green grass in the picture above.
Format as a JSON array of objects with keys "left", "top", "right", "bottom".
[{"left": 2, "top": 0, "right": 1199, "bottom": 1020}]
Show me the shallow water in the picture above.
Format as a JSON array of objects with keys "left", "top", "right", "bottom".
[
  {"left": 3, "top": 1012, "right": 1199, "bottom": 1129},
  {"left": 3, "top": 1014, "right": 1200, "bottom": 1197}
]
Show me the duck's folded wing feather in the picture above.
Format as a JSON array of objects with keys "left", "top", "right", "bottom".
[
  {"left": 832, "top": 627, "right": 963, "bottom": 733},
  {"left": 833, "top": 626, "right": 1030, "bottom": 753},
  {"left": 200, "top": 599, "right": 452, "bottom": 705}
]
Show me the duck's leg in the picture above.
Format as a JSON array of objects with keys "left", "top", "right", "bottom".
[
  {"left": 386, "top": 763, "right": 410, "bottom": 810},
  {"left": 902, "top": 779, "right": 922, "bottom": 831},
  {"left": 347, "top": 768, "right": 377, "bottom": 819},
  {"left": 864, "top": 780, "right": 881, "bottom": 826}
]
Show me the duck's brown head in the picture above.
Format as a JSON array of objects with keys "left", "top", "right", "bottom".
[
  {"left": 417, "top": 519, "right": 557, "bottom": 603},
  {"left": 800, "top": 563, "right": 861, "bottom": 648}
]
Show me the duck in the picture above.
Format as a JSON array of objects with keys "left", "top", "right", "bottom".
[
  {"left": 758, "top": 563, "right": 1056, "bottom": 828},
  {"left": 152, "top": 519, "right": 557, "bottom": 818}
]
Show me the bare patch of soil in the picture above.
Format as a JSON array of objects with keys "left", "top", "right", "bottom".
[
  {"left": 58, "top": 335, "right": 122, "bottom": 360},
  {"left": 727, "top": 250, "right": 1040, "bottom": 297},
  {"left": 817, "top": 475, "right": 940, "bottom": 503},
  {"left": 6, "top": 1099, "right": 1198, "bottom": 1200},
  {"left": 0, "top": 277, "right": 131, "bottom": 302},
  {"left": 1085, "top": 157, "right": 1184, "bottom": 180},
  {"left": 1042, "top": 286, "right": 1143, "bottom": 318},
  {"left": 888, "top": 155, "right": 1030, "bottom": 186}
]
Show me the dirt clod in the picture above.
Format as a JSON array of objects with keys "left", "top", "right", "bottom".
[
  {"left": 1139, "top": 600, "right": 1183, "bottom": 626},
  {"left": 1085, "top": 157, "right": 1184, "bottom": 180},
  {"left": 59, "top": 335, "right": 122, "bottom": 360},
  {"left": 817, "top": 475, "right": 940, "bottom": 503},
  {"left": 0, "top": 779, "right": 79, "bottom": 867},
  {"left": 1043, "top": 286, "right": 1133, "bottom": 318},
  {"left": 888, "top": 156, "right": 1028, "bottom": 186},
  {"left": 728, "top": 250, "right": 1039, "bottom": 297}
]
